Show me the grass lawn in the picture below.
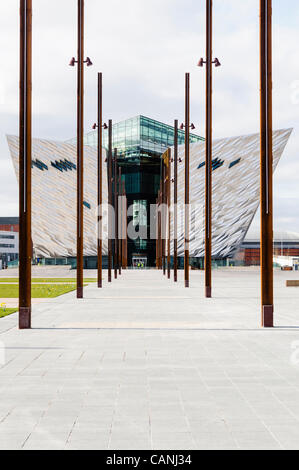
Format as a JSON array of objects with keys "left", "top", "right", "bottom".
[
  {"left": 0, "top": 278, "right": 96, "bottom": 283},
  {"left": 0, "top": 284, "right": 80, "bottom": 298},
  {"left": 0, "top": 308, "right": 18, "bottom": 318}
]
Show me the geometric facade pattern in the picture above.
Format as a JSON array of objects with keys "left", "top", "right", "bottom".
[{"left": 7, "top": 135, "right": 108, "bottom": 258}]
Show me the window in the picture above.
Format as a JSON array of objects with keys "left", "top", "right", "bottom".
[
  {"left": 32, "top": 159, "right": 48, "bottom": 171},
  {"left": 51, "top": 159, "right": 76, "bottom": 172},
  {"left": 197, "top": 158, "right": 224, "bottom": 171},
  {"left": 0, "top": 244, "right": 14, "bottom": 248},
  {"left": 0, "top": 235, "right": 14, "bottom": 239}
]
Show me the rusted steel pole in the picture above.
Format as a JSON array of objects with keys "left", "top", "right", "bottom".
[
  {"left": 185, "top": 73, "right": 190, "bottom": 288},
  {"left": 205, "top": 0, "right": 212, "bottom": 298},
  {"left": 97, "top": 72, "right": 103, "bottom": 288},
  {"left": 76, "top": 0, "right": 84, "bottom": 299},
  {"left": 113, "top": 149, "right": 118, "bottom": 279},
  {"left": 108, "top": 120, "right": 113, "bottom": 282},
  {"left": 158, "top": 187, "right": 162, "bottom": 269},
  {"left": 260, "top": 0, "right": 273, "bottom": 328},
  {"left": 124, "top": 189, "right": 128, "bottom": 268},
  {"left": 118, "top": 167, "right": 122, "bottom": 275},
  {"left": 167, "top": 149, "right": 171, "bottom": 279},
  {"left": 173, "top": 120, "right": 178, "bottom": 282},
  {"left": 19, "top": 0, "right": 32, "bottom": 329},
  {"left": 155, "top": 197, "right": 159, "bottom": 269}
]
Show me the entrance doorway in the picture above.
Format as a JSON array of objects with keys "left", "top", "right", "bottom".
[{"left": 132, "top": 256, "right": 147, "bottom": 269}]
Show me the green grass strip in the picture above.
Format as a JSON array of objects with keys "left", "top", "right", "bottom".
[
  {"left": 0, "top": 278, "right": 97, "bottom": 283},
  {"left": 0, "top": 284, "right": 80, "bottom": 298},
  {"left": 0, "top": 308, "right": 18, "bottom": 318}
]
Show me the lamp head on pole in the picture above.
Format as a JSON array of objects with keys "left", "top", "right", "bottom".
[
  {"left": 85, "top": 57, "right": 93, "bottom": 67},
  {"left": 213, "top": 58, "right": 221, "bottom": 67},
  {"left": 197, "top": 58, "right": 205, "bottom": 67},
  {"left": 190, "top": 123, "right": 195, "bottom": 130},
  {"left": 92, "top": 123, "right": 97, "bottom": 130},
  {"left": 179, "top": 123, "right": 184, "bottom": 130},
  {"left": 69, "top": 57, "right": 76, "bottom": 67},
  {"left": 103, "top": 123, "right": 108, "bottom": 130}
]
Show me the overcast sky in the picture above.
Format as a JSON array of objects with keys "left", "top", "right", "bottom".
[{"left": 0, "top": 0, "right": 298, "bottom": 232}]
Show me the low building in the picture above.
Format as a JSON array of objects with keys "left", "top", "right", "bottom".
[
  {"left": 238, "top": 230, "right": 299, "bottom": 266},
  {"left": 0, "top": 220, "right": 19, "bottom": 268}
]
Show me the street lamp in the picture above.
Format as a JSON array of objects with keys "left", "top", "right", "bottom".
[
  {"left": 69, "top": 0, "right": 93, "bottom": 299},
  {"left": 197, "top": 0, "right": 221, "bottom": 298},
  {"left": 179, "top": 73, "right": 195, "bottom": 288},
  {"left": 91, "top": 73, "right": 107, "bottom": 288}
]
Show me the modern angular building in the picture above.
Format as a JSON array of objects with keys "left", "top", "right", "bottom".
[{"left": 6, "top": 117, "right": 292, "bottom": 268}]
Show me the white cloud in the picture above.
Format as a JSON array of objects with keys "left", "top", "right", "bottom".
[{"left": 0, "top": 0, "right": 298, "bottom": 230}]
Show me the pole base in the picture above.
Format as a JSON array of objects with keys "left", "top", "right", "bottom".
[
  {"left": 114, "top": 270, "right": 117, "bottom": 279},
  {"left": 185, "top": 280, "right": 189, "bottom": 288},
  {"left": 205, "top": 286, "right": 212, "bottom": 298},
  {"left": 262, "top": 305, "right": 273, "bottom": 328},
  {"left": 77, "top": 287, "right": 83, "bottom": 299},
  {"left": 174, "top": 275, "right": 177, "bottom": 282},
  {"left": 19, "top": 307, "right": 31, "bottom": 329},
  {"left": 98, "top": 280, "right": 102, "bottom": 288}
]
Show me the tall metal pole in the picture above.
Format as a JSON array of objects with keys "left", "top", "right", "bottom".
[
  {"left": 97, "top": 72, "right": 103, "bottom": 288},
  {"left": 19, "top": 0, "right": 32, "bottom": 329},
  {"left": 108, "top": 120, "right": 113, "bottom": 282},
  {"left": 173, "top": 120, "right": 178, "bottom": 282},
  {"left": 76, "top": 0, "right": 84, "bottom": 298},
  {"left": 124, "top": 187, "right": 128, "bottom": 269},
  {"left": 162, "top": 163, "right": 166, "bottom": 276},
  {"left": 184, "top": 73, "right": 190, "bottom": 288},
  {"left": 117, "top": 167, "right": 123, "bottom": 274},
  {"left": 158, "top": 187, "right": 162, "bottom": 269},
  {"left": 205, "top": 0, "right": 212, "bottom": 298},
  {"left": 156, "top": 197, "right": 159, "bottom": 269},
  {"left": 113, "top": 149, "right": 118, "bottom": 279},
  {"left": 260, "top": 0, "right": 273, "bottom": 328},
  {"left": 122, "top": 180, "right": 126, "bottom": 269}
]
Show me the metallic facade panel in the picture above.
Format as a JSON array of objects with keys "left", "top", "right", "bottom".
[
  {"left": 7, "top": 135, "right": 108, "bottom": 258},
  {"left": 171, "top": 128, "right": 292, "bottom": 258}
]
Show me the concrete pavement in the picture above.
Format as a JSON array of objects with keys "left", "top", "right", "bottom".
[{"left": 0, "top": 267, "right": 299, "bottom": 450}]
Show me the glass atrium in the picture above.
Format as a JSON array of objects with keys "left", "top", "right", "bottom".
[{"left": 84, "top": 115, "right": 203, "bottom": 162}]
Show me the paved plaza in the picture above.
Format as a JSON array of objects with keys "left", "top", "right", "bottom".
[{"left": 0, "top": 267, "right": 299, "bottom": 450}]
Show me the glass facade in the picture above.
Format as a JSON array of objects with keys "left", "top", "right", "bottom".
[
  {"left": 83, "top": 115, "right": 203, "bottom": 162},
  {"left": 73, "top": 115, "right": 204, "bottom": 266}
]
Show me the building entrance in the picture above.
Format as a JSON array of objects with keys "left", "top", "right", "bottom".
[{"left": 132, "top": 256, "right": 147, "bottom": 269}]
